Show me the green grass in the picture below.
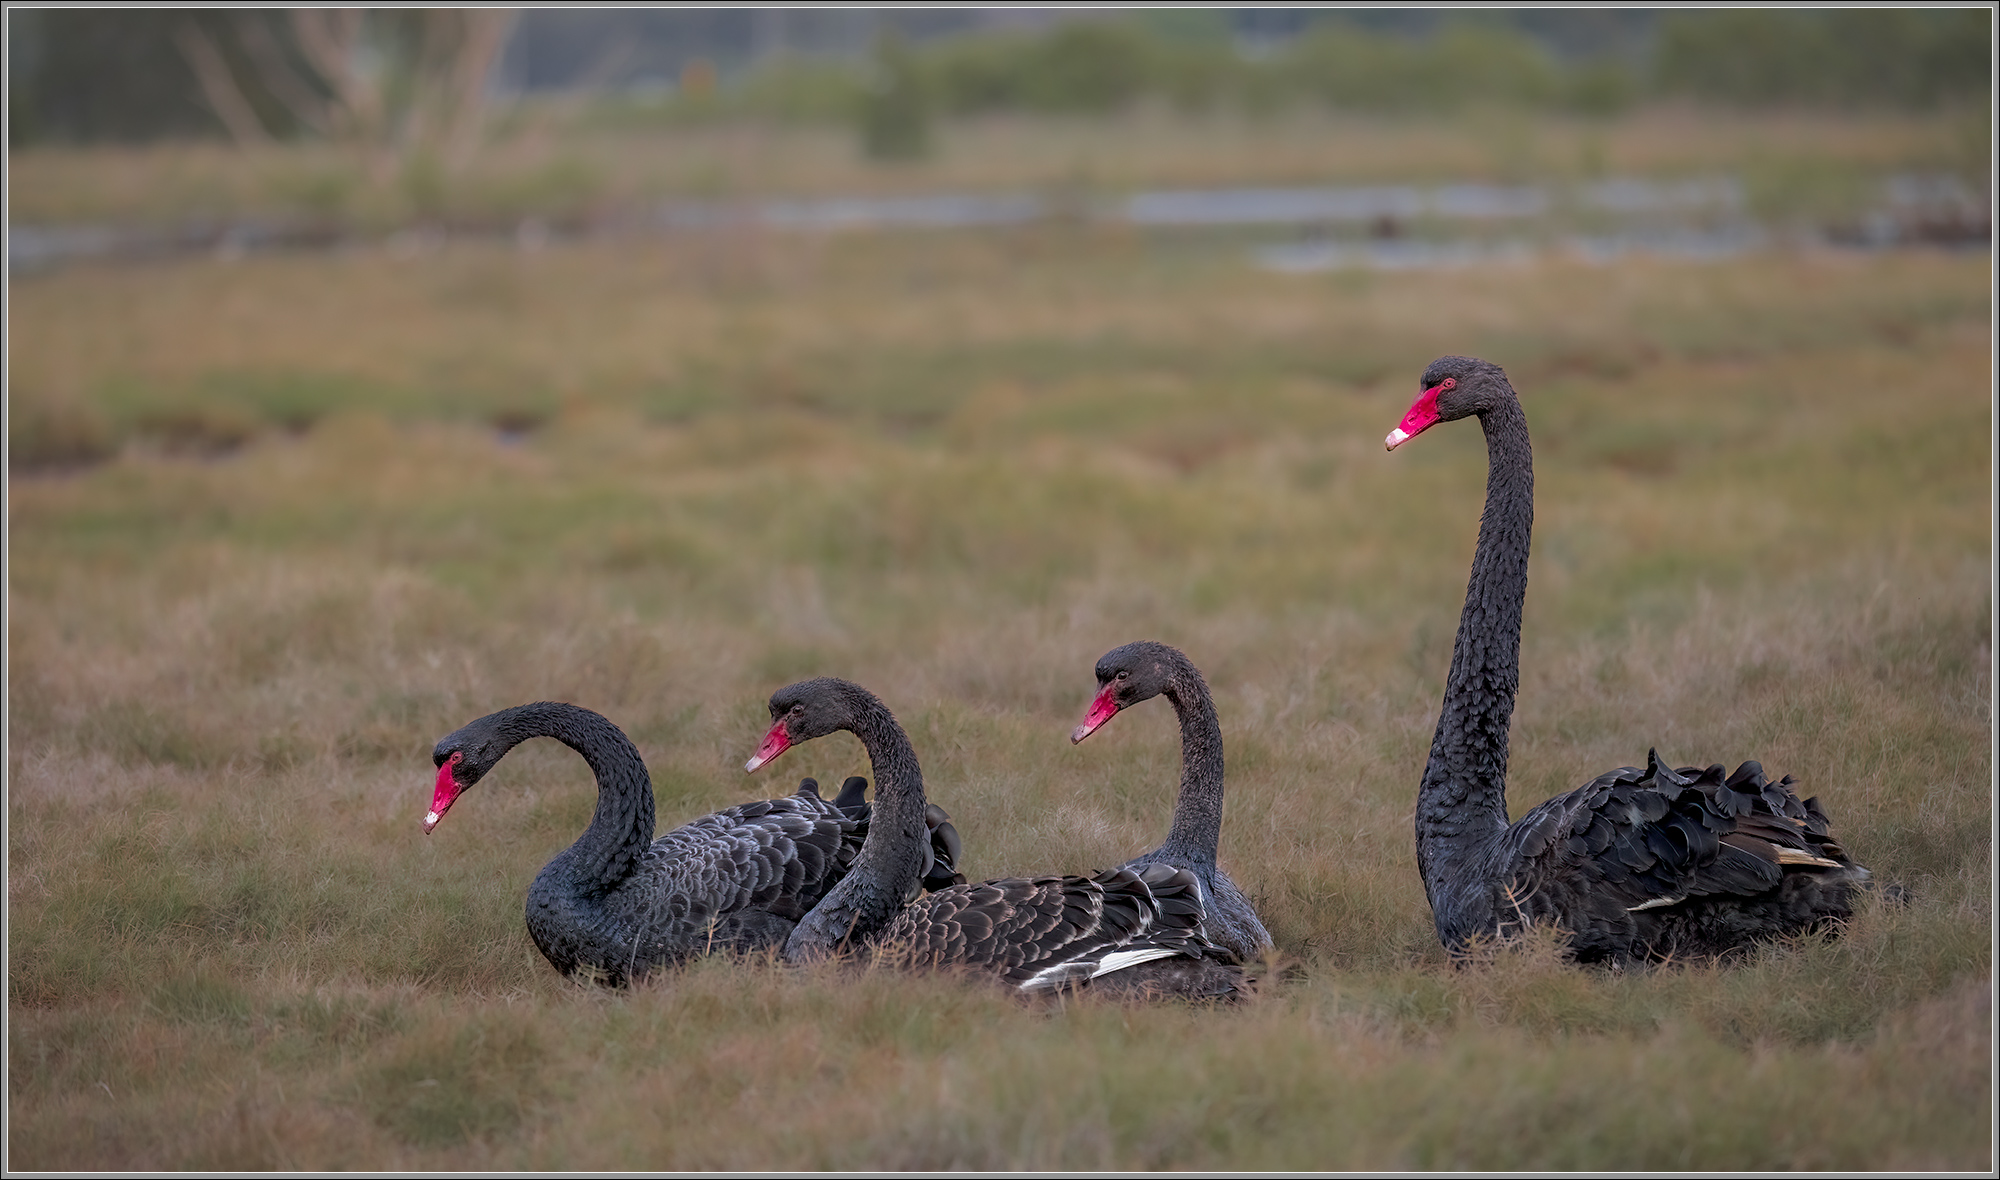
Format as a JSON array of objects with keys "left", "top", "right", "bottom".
[
  {"left": 6, "top": 102, "right": 1985, "bottom": 229},
  {"left": 6, "top": 141, "right": 1991, "bottom": 1168}
]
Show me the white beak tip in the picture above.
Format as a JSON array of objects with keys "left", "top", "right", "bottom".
[
  {"left": 1385, "top": 428, "right": 1410, "bottom": 451},
  {"left": 744, "top": 755, "right": 765, "bottom": 773}
]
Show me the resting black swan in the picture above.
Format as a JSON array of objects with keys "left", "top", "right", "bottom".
[
  {"left": 426, "top": 701, "right": 962, "bottom": 986},
  {"left": 746, "top": 677, "right": 1246, "bottom": 998},
  {"left": 1386, "top": 355, "right": 1871, "bottom": 964},
  {"left": 1069, "top": 641, "right": 1274, "bottom": 961}
]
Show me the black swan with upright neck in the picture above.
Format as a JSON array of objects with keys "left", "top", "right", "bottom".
[
  {"left": 1386, "top": 356, "right": 1870, "bottom": 964},
  {"left": 426, "top": 701, "right": 961, "bottom": 986},
  {"left": 1069, "top": 641, "right": 1273, "bottom": 961},
  {"left": 747, "top": 678, "right": 1246, "bottom": 998}
]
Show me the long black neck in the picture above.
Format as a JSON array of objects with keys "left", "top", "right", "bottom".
[
  {"left": 786, "top": 691, "right": 930, "bottom": 958},
  {"left": 1156, "top": 662, "right": 1225, "bottom": 867},
  {"left": 1415, "top": 397, "right": 1532, "bottom": 898},
  {"left": 493, "top": 702, "right": 656, "bottom": 896}
]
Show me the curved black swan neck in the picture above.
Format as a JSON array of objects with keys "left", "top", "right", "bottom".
[
  {"left": 785, "top": 685, "right": 930, "bottom": 958},
  {"left": 1156, "top": 657, "right": 1227, "bottom": 868},
  {"left": 484, "top": 702, "right": 657, "bottom": 895},
  {"left": 1416, "top": 395, "right": 1532, "bottom": 907},
  {"left": 1087, "top": 640, "right": 1271, "bottom": 960}
]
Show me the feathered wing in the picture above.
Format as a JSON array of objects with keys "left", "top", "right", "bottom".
[
  {"left": 918, "top": 803, "right": 968, "bottom": 892},
  {"left": 617, "top": 794, "right": 862, "bottom": 947},
  {"left": 1496, "top": 751, "right": 1868, "bottom": 961},
  {"left": 871, "top": 863, "right": 1240, "bottom": 994},
  {"left": 1123, "top": 848, "right": 1271, "bottom": 962},
  {"left": 578, "top": 778, "right": 969, "bottom": 974},
  {"left": 827, "top": 774, "right": 969, "bottom": 893},
  {"left": 531, "top": 789, "right": 866, "bottom": 981}
]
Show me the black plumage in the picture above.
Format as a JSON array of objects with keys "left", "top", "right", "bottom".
[
  {"left": 750, "top": 678, "right": 1247, "bottom": 998},
  {"left": 824, "top": 774, "right": 966, "bottom": 894},
  {"left": 426, "top": 701, "right": 962, "bottom": 986},
  {"left": 877, "top": 864, "right": 1233, "bottom": 995},
  {"left": 1387, "top": 356, "right": 1872, "bottom": 965},
  {"left": 1070, "top": 641, "right": 1274, "bottom": 962}
]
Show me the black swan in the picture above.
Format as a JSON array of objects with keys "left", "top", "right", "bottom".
[
  {"left": 746, "top": 677, "right": 1246, "bottom": 998},
  {"left": 1385, "top": 355, "right": 1871, "bottom": 964},
  {"left": 1069, "top": 641, "right": 1274, "bottom": 961},
  {"left": 426, "top": 701, "right": 962, "bottom": 986}
]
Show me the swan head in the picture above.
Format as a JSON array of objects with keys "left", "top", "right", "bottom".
[
  {"left": 747, "top": 676, "right": 876, "bottom": 772},
  {"left": 1386, "top": 355, "right": 1512, "bottom": 450},
  {"left": 427, "top": 718, "right": 509, "bottom": 833},
  {"left": 425, "top": 702, "right": 627, "bottom": 835},
  {"left": 1072, "top": 640, "right": 1188, "bottom": 743}
]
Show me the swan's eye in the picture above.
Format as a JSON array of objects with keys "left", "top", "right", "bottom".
[
  {"left": 1441, "top": 377, "right": 1456, "bottom": 390},
  {"left": 789, "top": 703, "right": 804, "bottom": 716},
  {"left": 1116, "top": 670, "right": 1130, "bottom": 681}
]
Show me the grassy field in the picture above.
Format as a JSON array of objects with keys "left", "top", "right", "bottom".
[
  {"left": 7, "top": 111, "right": 1993, "bottom": 1168},
  {"left": 7, "top": 103, "right": 1987, "bottom": 228}
]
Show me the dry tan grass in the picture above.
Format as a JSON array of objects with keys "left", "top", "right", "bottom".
[{"left": 6, "top": 159, "right": 1991, "bottom": 1169}]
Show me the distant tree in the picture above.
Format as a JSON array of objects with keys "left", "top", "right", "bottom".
[
  {"left": 175, "top": 10, "right": 515, "bottom": 174},
  {"left": 859, "top": 33, "right": 931, "bottom": 160},
  {"left": 9, "top": 8, "right": 516, "bottom": 172},
  {"left": 1018, "top": 21, "right": 1155, "bottom": 113},
  {"left": 1285, "top": 22, "right": 1562, "bottom": 113},
  {"left": 9, "top": 10, "right": 222, "bottom": 145},
  {"left": 1655, "top": 9, "right": 1990, "bottom": 108}
]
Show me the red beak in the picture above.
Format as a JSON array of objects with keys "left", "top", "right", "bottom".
[
  {"left": 1386, "top": 383, "right": 1445, "bottom": 450},
  {"left": 424, "top": 755, "right": 462, "bottom": 834},
  {"left": 745, "top": 719, "right": 792, "bottom": 772},
  {"left": 1071, "top": 683, "right": 1121, "bottom": 744}
]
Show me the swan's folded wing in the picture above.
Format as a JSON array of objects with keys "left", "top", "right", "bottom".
[
  {"left": 921, "top": 803, "right": 967, "bottom": 890},
  {"left": 628, "top": 795, "right": 860, "bottom": 937},
  {"left": 873, "top": 864, "right": 1226, "bottom": 991},
  {"left": 826, "top": 784, "right": 968, "bottom": 894},
  {"left": 1502, "top": 752, "right": 1857, "bottom": 923}
]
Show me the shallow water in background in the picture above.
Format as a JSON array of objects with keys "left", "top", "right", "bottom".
[{"left": 8, "top": 172, "right": 1985, "bottom": 275}]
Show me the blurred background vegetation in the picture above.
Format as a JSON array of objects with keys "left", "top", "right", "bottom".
[
  {"left": 7, "top": 9, "right": 1990, "bottom": 221},
  {"left": 11, "top": 9, "right": 1991, "bottom": 147}
]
